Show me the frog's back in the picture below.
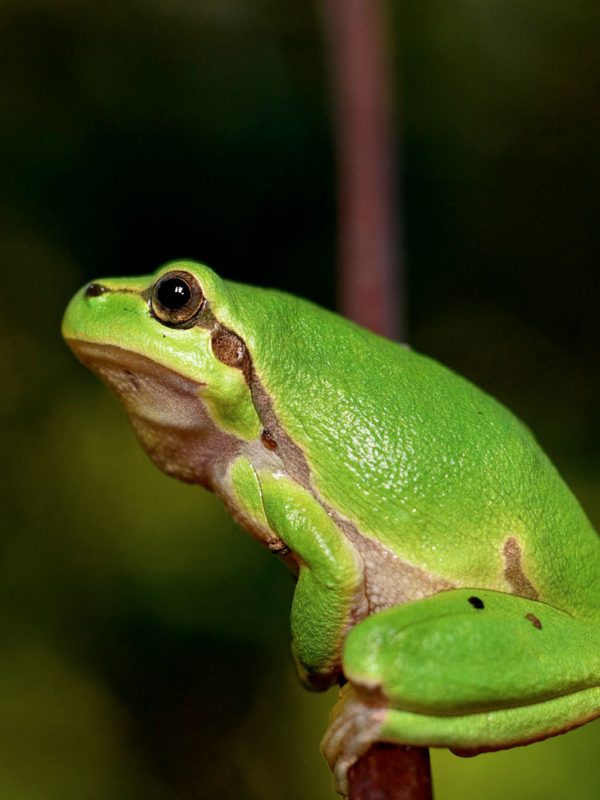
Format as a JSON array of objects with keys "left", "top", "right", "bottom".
[{"left": 222, "top": 281, "right": 600, "bottom": 616}]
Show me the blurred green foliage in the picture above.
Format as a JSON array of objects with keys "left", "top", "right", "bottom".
[{"left": 1, "top": 1, "right": 598, "bottom": 797}]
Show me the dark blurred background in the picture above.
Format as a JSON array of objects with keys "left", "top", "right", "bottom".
[{"left": 1, "top": 1, "right": 598, "bottom": 798}]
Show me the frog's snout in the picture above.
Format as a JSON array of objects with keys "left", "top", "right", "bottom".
[{"left": 85, "top": 282, "right": 108, "bottom": 298}]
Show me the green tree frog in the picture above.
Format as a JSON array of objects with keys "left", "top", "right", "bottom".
[{"left": 63, "top": 261, "right": 600, "bottom": 796}]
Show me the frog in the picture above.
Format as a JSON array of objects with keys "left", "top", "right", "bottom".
[{"left": 62, "top": 261, "right": 600, "bottom": 797}]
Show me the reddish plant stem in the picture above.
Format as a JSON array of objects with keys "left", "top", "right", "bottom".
[
  {"left": 321, "top": 0, "right": 404, "bottom": 340},
  {"left": 348, "top": 744, "right": 433, "bottom": 800},
  {"left": 321, "top": 2, "right": 429, "bottom": 797}
]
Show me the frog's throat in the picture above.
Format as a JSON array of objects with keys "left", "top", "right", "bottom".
[{"left": 66, "top": 339, "right": 241, "bottom": 488}]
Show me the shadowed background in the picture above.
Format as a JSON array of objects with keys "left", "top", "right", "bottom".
[{"left": 1, "top": 1, "right": 598, "bottom": 798}]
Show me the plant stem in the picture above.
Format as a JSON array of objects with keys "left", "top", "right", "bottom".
[
  {"left": 348, "top": 744, "right": 432, "bottom": 800},
  {"left": 321, "top": 2, "right": 431, "bottom": 796},
  {"left": 321, "top": 0, "right": 404, "bottom": 340}
]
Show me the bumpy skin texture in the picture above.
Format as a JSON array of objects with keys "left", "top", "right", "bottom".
[{"left": 63, "top": 261, "right": 600, "bottom": 797}]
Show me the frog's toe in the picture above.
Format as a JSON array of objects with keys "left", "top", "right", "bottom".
[{"left": 322, "top": 684, "right": 387, "bottom": 798}]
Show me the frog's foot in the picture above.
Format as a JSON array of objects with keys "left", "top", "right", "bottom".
[
  {"left": 322, "top": 588, "right": 600, "bottom": 798},
  {"left": 323, "top": 683, "right": 388, "bottom": 797}
]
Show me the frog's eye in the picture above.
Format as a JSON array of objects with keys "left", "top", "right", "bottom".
[{"left": 151, "top": 271, "right": 205, "bottom": 326}]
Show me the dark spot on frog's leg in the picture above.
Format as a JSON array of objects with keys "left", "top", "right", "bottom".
[
  {"left": 468, "top": 596, "right": 485, "bottom": 609},
  {"left": 85, "top": 283, "right": 108, "bottom": 297},
  {"left": 267, "top": 539, "right": 290, "bottom": 557},
  {"left": 261, "top": 429, "right": 277, "bottom": 451},
  {"left": 525, "top": 612, "right": 542, "bottom": 629},
  {"left": 503, "top": 536, "right": 538, "bottom": 600}
]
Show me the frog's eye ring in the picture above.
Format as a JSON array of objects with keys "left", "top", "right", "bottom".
[{"left": 151, "top": 271, "right": 205, "bottom": 326}]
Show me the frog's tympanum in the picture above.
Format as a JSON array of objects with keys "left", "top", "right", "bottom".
[{"left": 63, "top": 262, "right": 600, "bottom": 796}]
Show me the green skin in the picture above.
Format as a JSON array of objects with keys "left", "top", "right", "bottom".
[{"left": 63, "top": 261, "right": 600, "bottom": 797}]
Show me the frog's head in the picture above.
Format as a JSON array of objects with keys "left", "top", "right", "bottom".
[{"left": 62, "top": 261, "right": 262, "bottom": 485}]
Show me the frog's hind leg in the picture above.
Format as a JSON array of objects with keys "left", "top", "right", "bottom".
[{"left": 323, "top": 588, "right": 600, "bottom": 797}]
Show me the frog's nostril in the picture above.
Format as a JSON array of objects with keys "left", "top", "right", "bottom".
[{"left": 85, "top": 283, "right": 108, "bottom": 298}]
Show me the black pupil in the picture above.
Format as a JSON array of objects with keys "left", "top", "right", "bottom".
[{"left": 157, "top": 278, "right": 191, "bottom": 310}]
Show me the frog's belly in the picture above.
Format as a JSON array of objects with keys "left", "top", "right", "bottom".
[{"left": 334, "top": 519, "right": 455, "bottom": 614}]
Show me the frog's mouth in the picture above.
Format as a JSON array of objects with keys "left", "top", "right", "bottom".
[{"left": 66, "top": 339, "right": 240, "bottom": 486}]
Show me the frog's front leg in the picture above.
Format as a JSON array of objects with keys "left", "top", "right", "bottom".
[
  {"left": 324, "top": 588, "right": 600, "bottom": 797},
  {"left": 257, "top": 470, "right": 367, "bottom": 689}
]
